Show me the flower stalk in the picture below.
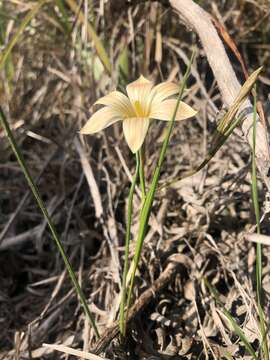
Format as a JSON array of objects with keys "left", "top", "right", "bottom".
[
  {"left": 139, "top": 147, "right": 146, "bottom": 199},
  {"left": 80, "top": 53, "right": 197, "bottom": 337},
  {"left": 119, "top": 152, "right": 140, "bottom": 335},
  {"left": 123, "top": 51, "right": 196, "bottom": 334}
]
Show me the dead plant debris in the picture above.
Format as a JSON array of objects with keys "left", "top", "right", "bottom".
[{"left": 0, "top": 1, "right": 270, "bottom": 359}]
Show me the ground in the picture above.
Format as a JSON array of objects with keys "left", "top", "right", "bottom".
[{"left": 0, "top": 1, "right": 270, "bottom": 359}]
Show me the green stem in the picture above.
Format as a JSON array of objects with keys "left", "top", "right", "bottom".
[
  {"left": 139, "top": 147, "right": 146, "bottom": 199},
  {"left": 0, "top": 107, "right": 100, "bottom": 339},
  {"left": 119, "top": 152, "right": 140, "bottom": 336},
  {"left": 124, "top": 51, "right": 196, "bottom": 328}
]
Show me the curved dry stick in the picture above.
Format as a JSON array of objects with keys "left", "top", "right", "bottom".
[
  {"left": 93, "top": 254, "right": 193, "bottom": 354},
  {"left": 170, "top": 0, "right": 270, "bottom": 191}
]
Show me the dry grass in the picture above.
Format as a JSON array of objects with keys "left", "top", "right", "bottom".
[{"left": 0, "top": 1, "right": 270, "bottom": 359}]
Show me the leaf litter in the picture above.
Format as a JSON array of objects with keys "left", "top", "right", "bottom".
[{"left": 0, "top": 1, "right": 270, "bottom": 359}]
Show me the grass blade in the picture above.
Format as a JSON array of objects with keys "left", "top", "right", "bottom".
[
  {"left": 65, "top": 0, "right": 111, "bottom": 75},
  {"left": 205, "top": 278, "right": 258, "bottom": 360},
  {"left": 0, "top": 0, "right": 48, "bottom": 71},
  {"left": 216, "top": 67, "right": 262, "bottom": 135},
  {"left": 0, "top": 106, "right": 100, "bottom": 339},
  {"left": 55, "top": 0, "right": 71, "bottom": 34}
]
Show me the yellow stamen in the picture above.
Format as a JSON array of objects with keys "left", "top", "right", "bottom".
[{"left": 134, "top": 100, "right": 144, "bottom": 117}]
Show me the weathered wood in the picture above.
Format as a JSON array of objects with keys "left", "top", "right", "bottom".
[{"left": 170, "top": 0, "right": 270, "bottom": 191}]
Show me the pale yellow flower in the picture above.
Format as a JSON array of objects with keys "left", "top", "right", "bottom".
[{"left": 80, "top": 75, "right": 197, "bottom": 153}]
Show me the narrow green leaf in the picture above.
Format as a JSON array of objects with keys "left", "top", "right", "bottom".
[
  {"left": 0, "top": 107, "right": 100, "bottom": 339},
  {"left": 223, "top": 352, "right": 234, "bottom": 360},
  {"left": 55, "top": 0, "right": 71, "bottom": 34},
  {"left": 217, "top": 67, "right": 262, "bottom": 135},
  {"left": 205, "top": 279, "right": 258, "bottom": 360},
  {"left": 0, "top": 4, "right": 14, "bottom": 88},
  {"left": 0, "top": 0, "right": 48, "bottom": 71},
  {"left": 65, "top": 0, "right": 111, "bottom": 75},
  {"left": 118, "top": 46, "right": 129, "bottom": 85}
]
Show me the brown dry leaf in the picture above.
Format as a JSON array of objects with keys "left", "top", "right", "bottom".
[{"left": 184, "top": 279, "right": 196, "bottom": 302}]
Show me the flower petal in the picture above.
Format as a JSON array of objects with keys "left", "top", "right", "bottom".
[
  {"left": 150, "top": 81, "right": 179, "bottom": 103},
  {"left": 150, "top": 99, "right": 197, "bottom": 121},
  {"left": 126, "top": 75, "right": 154, "bottom": 117},
  {"left": 80, "top": 107, "right": 122, "bottom": 134},
  {"left": 95, "top": 91, "right": 135, "bottom": 118},
  {"left": 123, "top": 117, "right": 150, "bottom": 153}
]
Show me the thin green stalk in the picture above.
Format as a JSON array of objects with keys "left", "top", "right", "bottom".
[
  {"left": 0, "top": 107, "right": 99, "bottom": 339},
  {"left": 251, "top": 88, "right": 269, "bottom": 359},
  {"left": 205, "top": 278, "right": 258, "bottom": 360},
  {"left": 124, "top": 51, "right": 196, "bottom": 330},
  {"left": 119, "top": 153, "right": 140, "bottom": 336},
  {"left": 139, "top": 148, "right": 146, "bottom": 199},
  {"left": 158, "top": 113, "right": 245, "bottom": 191}
]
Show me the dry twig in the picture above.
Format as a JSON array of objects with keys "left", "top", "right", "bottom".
[{"left": 93, "top": 254, "right": 192, "bottom": 355}]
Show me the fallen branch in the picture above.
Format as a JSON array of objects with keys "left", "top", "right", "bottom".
[
  {"left": 169, "top": 0, "right": 270, "bottom": 191},
  {"left": 93, "top": 254, "right": 192, "bottom": 355}
]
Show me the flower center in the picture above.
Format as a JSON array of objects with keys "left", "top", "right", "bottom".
[{"left": 134, "top": 100, "right": 145, "bottom": 117}]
